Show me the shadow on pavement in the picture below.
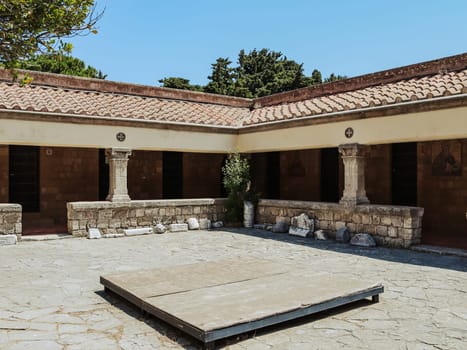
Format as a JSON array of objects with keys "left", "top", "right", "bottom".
[{"left": 218, "top": 228, "right": 467, "bottom": 273}]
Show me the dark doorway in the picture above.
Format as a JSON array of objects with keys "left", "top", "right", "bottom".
[
  {"left": 320, "top": 148, "right": 340, "bottom": 202},
  {"left": 98, "top": 149, "right": 109, "bottom": 201},
  {"left": 392, "top": 143, "right": 417, "bottom": 206},
  {"left": 220, "top": 156, "right": 228, "bottom": 197},
  {"left": 266, "top": 152, "right": 280, "bottom": 199},
  {"left": 163, "top": 151, "right": 183, "bottom": 199},
  {"left": 9, "top": 145, "right": 40, "bottom": 212}
]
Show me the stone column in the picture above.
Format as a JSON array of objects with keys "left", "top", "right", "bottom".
[
  {"left": 105, "top": 148, "right": 132, "bottom": 202},
  {"left": 338, "top": 143, "right": 369, "bottom": 206}
]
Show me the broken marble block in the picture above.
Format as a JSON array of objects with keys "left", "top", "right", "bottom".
[
  {"left": 187, "top": 218, "right": 200, "bottom": 230},
  {"left": 169, "top": 223, "right": 188, "bottom": 232},
  {"left": 0, "top": 234, "right": 17, "bottom": 246},
  {"left": 289, "top": 213, "right": 314, "bottom": 237},
  {"left": 350, "top": 233, "right": 376, "bottom": 247},
  {"left": 336, "top": 227, "right": 350, "bottom": 243},
  {"left": 124, "top": 227, "right": 153, "bottom": 236},
  {"left": 288, "top": 227, "right": 310, "bottom": 237},
  {"left": 314, "top": 229, "right": 328, "bottom": 240},
  {"left": 87, "top": 228, "right": 102, "bottom": 239},
  {"left": 291, "top": 213, "right": 314, "bottom": 231},
  {"left": 154, "top": 223, "right": 166, "bottom": 234},
  {"left": 272, "top": 222, "right": 289, "bottom": 233},
  {"left": 199, "top": 218, "right": 211, "bottom": 230}
]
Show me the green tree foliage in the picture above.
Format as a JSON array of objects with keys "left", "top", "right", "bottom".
[
  {"left": 158, "top": 77, "right": 203, "bottom": 91},
  {"left": 324, "top": 73, "right": 348, "bottom": 83},
  {"left": 222, "top": 153, "right": 251, "bottom": 222},
  {"left": 225, "top": 49, "right": 312, "bottom": 98},
  {"left": 204, "top": 49, "right": 347, "bottom": 98},
  {"left": 16, "top": 54, "right": 106, "bottom": 79},
  {"left": 0, "top": 0, "right": 102, "bottom": 66},
  {"left": 309, "top": 69, "right": 323, "bottom": 85},
  {"left": 204, "top": 58, "right": 235, "bottom": 95}
]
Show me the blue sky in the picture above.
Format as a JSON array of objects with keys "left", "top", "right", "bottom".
[{"left": 69, "top": 0, "right": 467, "bottom": 86}]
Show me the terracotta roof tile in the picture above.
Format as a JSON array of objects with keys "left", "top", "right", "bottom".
[
  {"left": 0, "top": 82, "right": 250, "bottom": 127},
  {"left": 0, "top": 53, "right": 466, "bottom": 129},
  {"left": 245, "top": 69, "right": 467, "bottom": 125}
]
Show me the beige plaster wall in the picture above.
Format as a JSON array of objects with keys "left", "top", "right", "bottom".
[
  {"left": 0, "top": 115, "right": 236, "bottom": 153},
  {"left": 237, "top": 106, "right": 467, "bottom": 152}
]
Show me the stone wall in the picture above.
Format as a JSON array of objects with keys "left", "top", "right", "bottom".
[
  {"left": 366, "top": 144, "right": 392, "bottom": 204},
  {"left": 40, "top": 147, "right": 99, "bottom": 226},
  {"left": 280, "top": 149, "right": 321, "bottom": 201},
  {"left": 257, "top": 199, "right": 423, "bottom": 248},
  {"left": 67, "top": 198, "right": 226, "bottom": 237},
  {"left": 183, "top": 153, "right": 225, "bottom": 198},
  {"left": 0, "top": 204, "right": 22, "bottom": 237},
  {"left": 0, "top": 146, "right": 8, "bottom": 202},
  {"left": 128, "top": 150, "right": 163, "bottom": 200},
  {"left": 418, "top": 139, "right": 467, "bottom": 242}
]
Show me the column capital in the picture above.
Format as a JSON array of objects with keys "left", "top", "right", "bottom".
[
  {"left": 105, "top": 148, "right": 132, "bottom": 160},
  {"left": 338, "top": 143, "right": 369, "bottom": 157}
]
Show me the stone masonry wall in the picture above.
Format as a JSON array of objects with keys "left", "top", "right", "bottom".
[
  {"left": 40, "top": 147, "right": 99, "bottom": 226},
  {"left": 128, "top": 150, "right": 163, "bottom": 200},
  {"left": 0, "top": 204, "right": 22, "bottom": 237},
  {"left": 366, "top": 144, "right": 392, "bottom": 204},
  {"left": 67, "top": 198, "right": 226, "bottom": 237},
  {"left": 257, "top": 199, "right": 423, "bottom": 248},
  {"left": 418, "top": 140, "right": 467, "bottom": 240},
  {"left": 183, "top": 153, "right": 225, "bottom": 198},
  {"left": 280, "top": 149, "right": 321, "bottom": 201}
]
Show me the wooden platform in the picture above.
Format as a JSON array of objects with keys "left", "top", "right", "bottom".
[{"left": 101, "top": 259, "right": 383, "bottom": 347}]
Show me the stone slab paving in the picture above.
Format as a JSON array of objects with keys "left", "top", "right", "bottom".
[{"left": 0, "top": 229, "right": 466, "bottom": 349}]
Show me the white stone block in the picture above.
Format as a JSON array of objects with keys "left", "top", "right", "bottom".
[
  {"left": 314, "top": 230, "right": 328, "bottom": 240},
  {"left": 291, "top": 213, "right": 314, "bottom": 231},
  {"left": 124, "top": 227, "right": 153, "bottom": 236},
  {"left": 154, "top": 223, "right": 166, "bottom": 234},
  {"left": 0, "top": 234, "right": 17, "bottom": 246},
  {"left": 103, "top": 233, "right": 125, "bottom": 239},
  {"left": 288, "top": 227, "right": 310, "bottom": 237},
  {"left": 87, "top": 228, "right": 102, "bottom": 239},
  {"left": 187, "top": 218, "right": 200, "bottom": 230},
  {"left": 169, "top": 223, "right": 188, "bottom": 232},
  {"left": 199, "top": 218, "right": 211, "bottom": 230}
]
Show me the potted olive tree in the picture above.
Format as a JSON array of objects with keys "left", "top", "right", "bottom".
[{"left": 222, "top": 153, "right": 258, "bottom": 227}]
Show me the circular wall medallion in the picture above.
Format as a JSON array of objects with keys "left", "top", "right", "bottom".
[
  {"left": 345, "top": 127, "right": 354, "bottom": 139},
  {"left": 116, "top": 132, "right": 126, "bottom": 142}
]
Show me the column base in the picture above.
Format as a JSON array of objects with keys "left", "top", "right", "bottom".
[
  {"left": 339, "top": 197, "right": 370, "bottom": 207},
  {"left": 107, "top": 194, "right": 131, "bottom": 202}
]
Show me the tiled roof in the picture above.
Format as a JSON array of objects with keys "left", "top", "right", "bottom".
[
  {"left": 0, "top": 81, "right": 250, "bottom": 128},
  {"left": 245, "top": 69, "right": 467, "bottom": 126},
  {"left": 0, "top": 53, "right": 467, "bottom": 129}
]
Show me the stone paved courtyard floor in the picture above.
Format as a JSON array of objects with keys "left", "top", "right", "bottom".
[{"left": 0, "top": 229, "right": 466, "bottom": 349}]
